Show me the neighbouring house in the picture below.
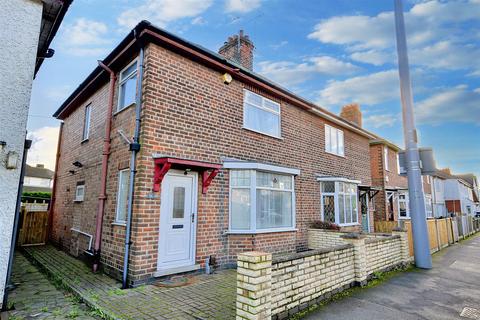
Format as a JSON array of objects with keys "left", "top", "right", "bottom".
[
  {"left": 0, "top": 0, "right": 71, "bottom": 308},
  {"left": 49, "top": 22, "right": 377, "bottom": 285},
  {"left": 442, "top": 169, "right": 477, "bottom": 216},
  {"left": 431, "top": 170, "right": 449, "bottom": 218},
  {"left": 24, "top": 164, "right": 54, "bottom": 193},
  {"left": 369, "top": 138, "right": 434, "bottom": 227},
  {"left": 455, "top": 173, "right": 480, "bottom": 215}
]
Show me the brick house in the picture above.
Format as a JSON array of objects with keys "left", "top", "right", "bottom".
[
  {"left": 369, "top": 139, "right": 434, "bottom": 227},
  {"left": 49, "top": 21, "right": 377, "bottom": 285}
]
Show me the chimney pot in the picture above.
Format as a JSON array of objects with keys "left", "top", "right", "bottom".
[
  {"left": 340, "top": 103, "right": 362, "bottom": 127},
  {"left": 218, "top": 30, "right": 254, "bottom": 71}
]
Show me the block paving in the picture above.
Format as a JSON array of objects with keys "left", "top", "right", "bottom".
[{"left": 22, "top": 245, "right": 236, "bottom": 320}]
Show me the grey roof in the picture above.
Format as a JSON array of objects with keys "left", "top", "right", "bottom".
[{"left": 25, "top": 165, "right": 54, "bottom": 180}]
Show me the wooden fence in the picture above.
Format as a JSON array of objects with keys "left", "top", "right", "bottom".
[
  {"left": 375, "top": 217, "right": 480, "bottom": 257},
  {"left": 18, "top": 207, "right": 49, "bottom": 246}
]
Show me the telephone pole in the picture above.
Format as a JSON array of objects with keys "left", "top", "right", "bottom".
[{"left": 393, "top": 0, "right": 432, "bottom": 269}]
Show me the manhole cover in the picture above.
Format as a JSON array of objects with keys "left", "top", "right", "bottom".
[
  {"left": 154, "top": 275, "right": 195, "bottom": 288},
  {"left": 460, "top": 307, "right": 480, "bottom": 320}
]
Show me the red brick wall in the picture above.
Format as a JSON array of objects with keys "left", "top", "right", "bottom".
[{"left": 53, "top": 42, "right": 372, "bottom": 284}]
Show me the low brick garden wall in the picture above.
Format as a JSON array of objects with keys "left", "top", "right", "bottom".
[
  {"left": 307, "top": 229, "right": 347, "bottom": 249},
  {"left": 236, "top": 230, "right": 410, "bottom": 320}
]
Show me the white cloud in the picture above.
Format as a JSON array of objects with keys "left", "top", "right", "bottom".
[
  {"left": 257, "top": 56, "right": 359, "bottom": 87},
  {"left": 60, "top": 18, "right": 110, "bottom": 57},
  {"left": 225, "top": 0, "right": 261, "bottom": 13},
  {"left": 191, "top": 16, "right": 206, "bottom": 25},
  {"left": 27, "top": 126, "right": 59, "bottom": 170},
  {"left": 364, "top": 113, "right": 399, "bottom": 129},
  {"left": 308, "top": 0, "right": 480, "bottom": 72},
  {"left": 117, "top": 0, "right": 213, "bottom": 29},
  {"left": 416, "top": 85, "right": 480, "bottom": 124},
  {"left": 317, "top": 70, "right": 400, "bottom": 107},
  {"left": 350, "top": 50, "right": 394, "bottom": 66}
]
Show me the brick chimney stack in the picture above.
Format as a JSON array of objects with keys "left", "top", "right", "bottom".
[
  {"left": 340, "top": 103, "right": 362, "bottom": 127},
  {"left": 218, "top": 30, "right": 254, "bottom": 71},
  {"left": 441, "top": 168, "right": 451, "bottom": 175}
]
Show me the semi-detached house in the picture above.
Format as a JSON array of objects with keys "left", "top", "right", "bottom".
[{"left": 50, "top": 21, "right": 378, "bottom": 285}]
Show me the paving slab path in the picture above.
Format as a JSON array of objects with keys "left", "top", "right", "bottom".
[
  {"left": 23, "top": 246, "right": 236, "bottom": 320},
  {"left": 304, "top": 233, "right": 480, "bottom": 320},
  {"left": 7, "top": 252, "right": 96, "bottom": 320}
]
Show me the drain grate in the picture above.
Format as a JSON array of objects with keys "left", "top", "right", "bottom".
[{"left": 461, "top": 307, "right": 480, "bottom": 320}]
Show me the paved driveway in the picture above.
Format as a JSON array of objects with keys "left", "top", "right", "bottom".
[{"left": 305, "top": 234, "right": 480, "bottom": 320}]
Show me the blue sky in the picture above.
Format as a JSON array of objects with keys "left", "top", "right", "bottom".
[{"left": 28, "top": 0, "right": 480, "bottom": 179}]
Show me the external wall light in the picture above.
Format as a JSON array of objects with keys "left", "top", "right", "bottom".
[
  {"left": 6, "top": 151, "right": 19, "bottom": 169},
  {"left": 222, "top": 73, "right": 233, "bottom": 84}
]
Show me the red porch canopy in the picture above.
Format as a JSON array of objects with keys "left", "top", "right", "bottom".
[{"left": 153, "top": 157, "right": 222, "bottom": 194}]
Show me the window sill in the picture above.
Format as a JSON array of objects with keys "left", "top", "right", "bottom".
[
  {"left": 338, "top": 223, "right": 360, "bottom": 227},
  {"left": 325, "top": 150, "right": 345, "bottom": 158},
  {"left": 226, "top": 228, "right": 297, "bottom": 235},
  {"left": 242, "top": 127, "right": 283, "bottom": 140},
  {"left": 112, "top": 222, "right": 126, "bottom": 227},
  {"left": 81, "top": 138, "right": 89, "bottom": 144},
  {"left": 114, "top": 102, "right": 135, "bottom": 116}
]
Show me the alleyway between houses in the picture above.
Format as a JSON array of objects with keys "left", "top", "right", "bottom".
[{"left": 305, "top": 233, "right": 480, "bottom": 320}]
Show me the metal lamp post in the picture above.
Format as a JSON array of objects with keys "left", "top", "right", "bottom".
[{"left": 393, "top": 0, "right": 432, "bottom": 269}]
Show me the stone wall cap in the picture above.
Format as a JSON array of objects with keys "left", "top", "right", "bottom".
[{"left": 272, "top": 244, "right": 353, "bottom": 264}]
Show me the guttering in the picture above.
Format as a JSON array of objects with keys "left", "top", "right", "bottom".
[
  {"left": 122, "top": 30, "right": 145, "bottom": 289},
  {"left": 93, "top": 60, "right": 117, "bottom": 272},
  {"left": 47, "top": 122, "right": 64, "bottom": 242}
]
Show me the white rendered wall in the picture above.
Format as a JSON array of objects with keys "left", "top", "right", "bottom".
[{"left": 0, "top": 0, "right": 42, "bottom": 308}]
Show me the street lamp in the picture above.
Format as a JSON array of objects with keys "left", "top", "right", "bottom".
[{"left": 393, "top": 0, "right": 432, "bottom": 269}]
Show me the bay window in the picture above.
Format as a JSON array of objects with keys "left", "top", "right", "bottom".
[
  {"left": 319, "top": 179, "right": 359, "bottom": 226},
  {"left": 229, "top": 169, "right": 295, "bottom": 232}
]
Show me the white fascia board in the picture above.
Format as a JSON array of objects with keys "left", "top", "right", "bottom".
[
  {"left": 223, "top": 161, "right": 300, "bottom": 176},
  {"left": 315, "top": 175, "right": 361, "bottom": 184}
]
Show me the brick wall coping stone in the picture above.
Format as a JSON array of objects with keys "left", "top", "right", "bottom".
[
  {"left": 308, "top": 228, "right": 344, "bottom": 233},
  {"left": 271, "top": 244, "right": 353, "bottom": 265},
  {"left": 365, "top": 234, "right": 400, "bottom": 244}
]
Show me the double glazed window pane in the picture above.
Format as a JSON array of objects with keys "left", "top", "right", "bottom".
[
  {"left": 244, "top": 103, "right": 280, "bottom": 137},
  {"left": 256, "top": 172, "right": 291, "bottom": 190},
  {"left": 119, "top": 76, "right": 137, "bottom": 110},
  {"left": 172, "top": 187, "right": 185, "bottom": 219},
  {"left": 323, "top": 195, "right": 335, "bottom": 223},
  {"left": 325, "top": 125, "right": 344, "bottom": 156},
  {"left": 256, "top": 189, "right": 292, "bottom": 229},
  {"left": 231, "top": 188, "right": 251, "bottom": 230},
  {"left": 116, "top": 171, "right": 130, "bottom": 222},
  {"left": 231, "top": 170, "right": 250, "bottom": 187}
]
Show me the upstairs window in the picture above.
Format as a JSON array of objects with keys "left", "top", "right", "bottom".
[
  {"left": 325, "top": 125, "right": 344, "bottom": 156},
  {"left": 243, "top": 90, "right": 281, "bottom": 138},
  {"left": 118, "top": 59, "right": 138, "bottom": 112},
  {"left": 384, "top": 147, "right": 389, "bottom": 171},
  {"left": 82, "top": 104, "right": 91, "bottom": 141}
]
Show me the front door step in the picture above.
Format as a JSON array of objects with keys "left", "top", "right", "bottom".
[{"left": 153, "top": 264, "right": 201, "bottom": 278}]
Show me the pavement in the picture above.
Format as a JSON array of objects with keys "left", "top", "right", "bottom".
[
  {"left": 6, "top": 252, "right": 96, "bottom": 319},
  {"left": 304, "top": 233, "right": 480, "bottom": 320},
  {"left": 21, "top": 245, "right": 236, "bottom": 320}
]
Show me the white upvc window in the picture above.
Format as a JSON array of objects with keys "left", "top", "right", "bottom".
[
  {"left": 229, "top": 170, "right": 295, "bottom": 233},
  {"left": 319, "top": 180, "right": 359, "bottom": 226},
  {"left": 325, "top": 125, "right": 344, "bottom": 156},
  {"left": 398, "top": 191, "right": 409, "bottom": 219},
  {"left": 425, "top": 194, "right": 433, "bottom": 218},
  {"left": 75, "top": 182, "right": 85, "bottom": 202},
  {"left": 82, "top": 104, "right": 92, "bottom": 141},
  {"left": 243, "top": 89, "right": 281, "bottom": 138},
  {"left": 396, "top": 154, "right": 400, "bottom": 175},
  {"left": 115, "top": 169, "right": 130, "bottom": 224},
  {"left": 117, "top": 59, "right": 138, "bottom": 112},
  {"left": 384, "top": 147, "right": 389, "bottom": 171}
]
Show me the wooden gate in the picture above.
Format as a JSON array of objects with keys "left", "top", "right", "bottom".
[{"left": 18, "top": 208, "right": 49, "bottom": 246}]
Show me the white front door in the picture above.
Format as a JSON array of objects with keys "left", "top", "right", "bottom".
[{"left": 157, "top": 171, "right": 197, "bottom": 271}]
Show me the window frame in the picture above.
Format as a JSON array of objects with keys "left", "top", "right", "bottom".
[
  {"left": 117, "top": 59, "right": 138, "bottom": 112},
  {"left": 384, "top": 147, "right": 389, "bottom": 171},
  {"left": 75, "top": 183, "right": 85, "bottom": 202},
  {"left": 398, "top": 191, "right": 410, "bottom": 219},
  {"left": 324, "top": 124, "right": 345, "bottom": 157},
  {"left": 228, "top": 169, "right": 296, "bottom": 234},
  {"left": 82, "top": 104, "right": 92, "bottom": 141},
  {"left": 115, "top": 169, "right": 130, "bottom": 225},
  {"left": 319, "top": 179, "right": 359, "bottom": 226},
  {"left": 242, "top": 89, "right": 282, "bottom": 139}
]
